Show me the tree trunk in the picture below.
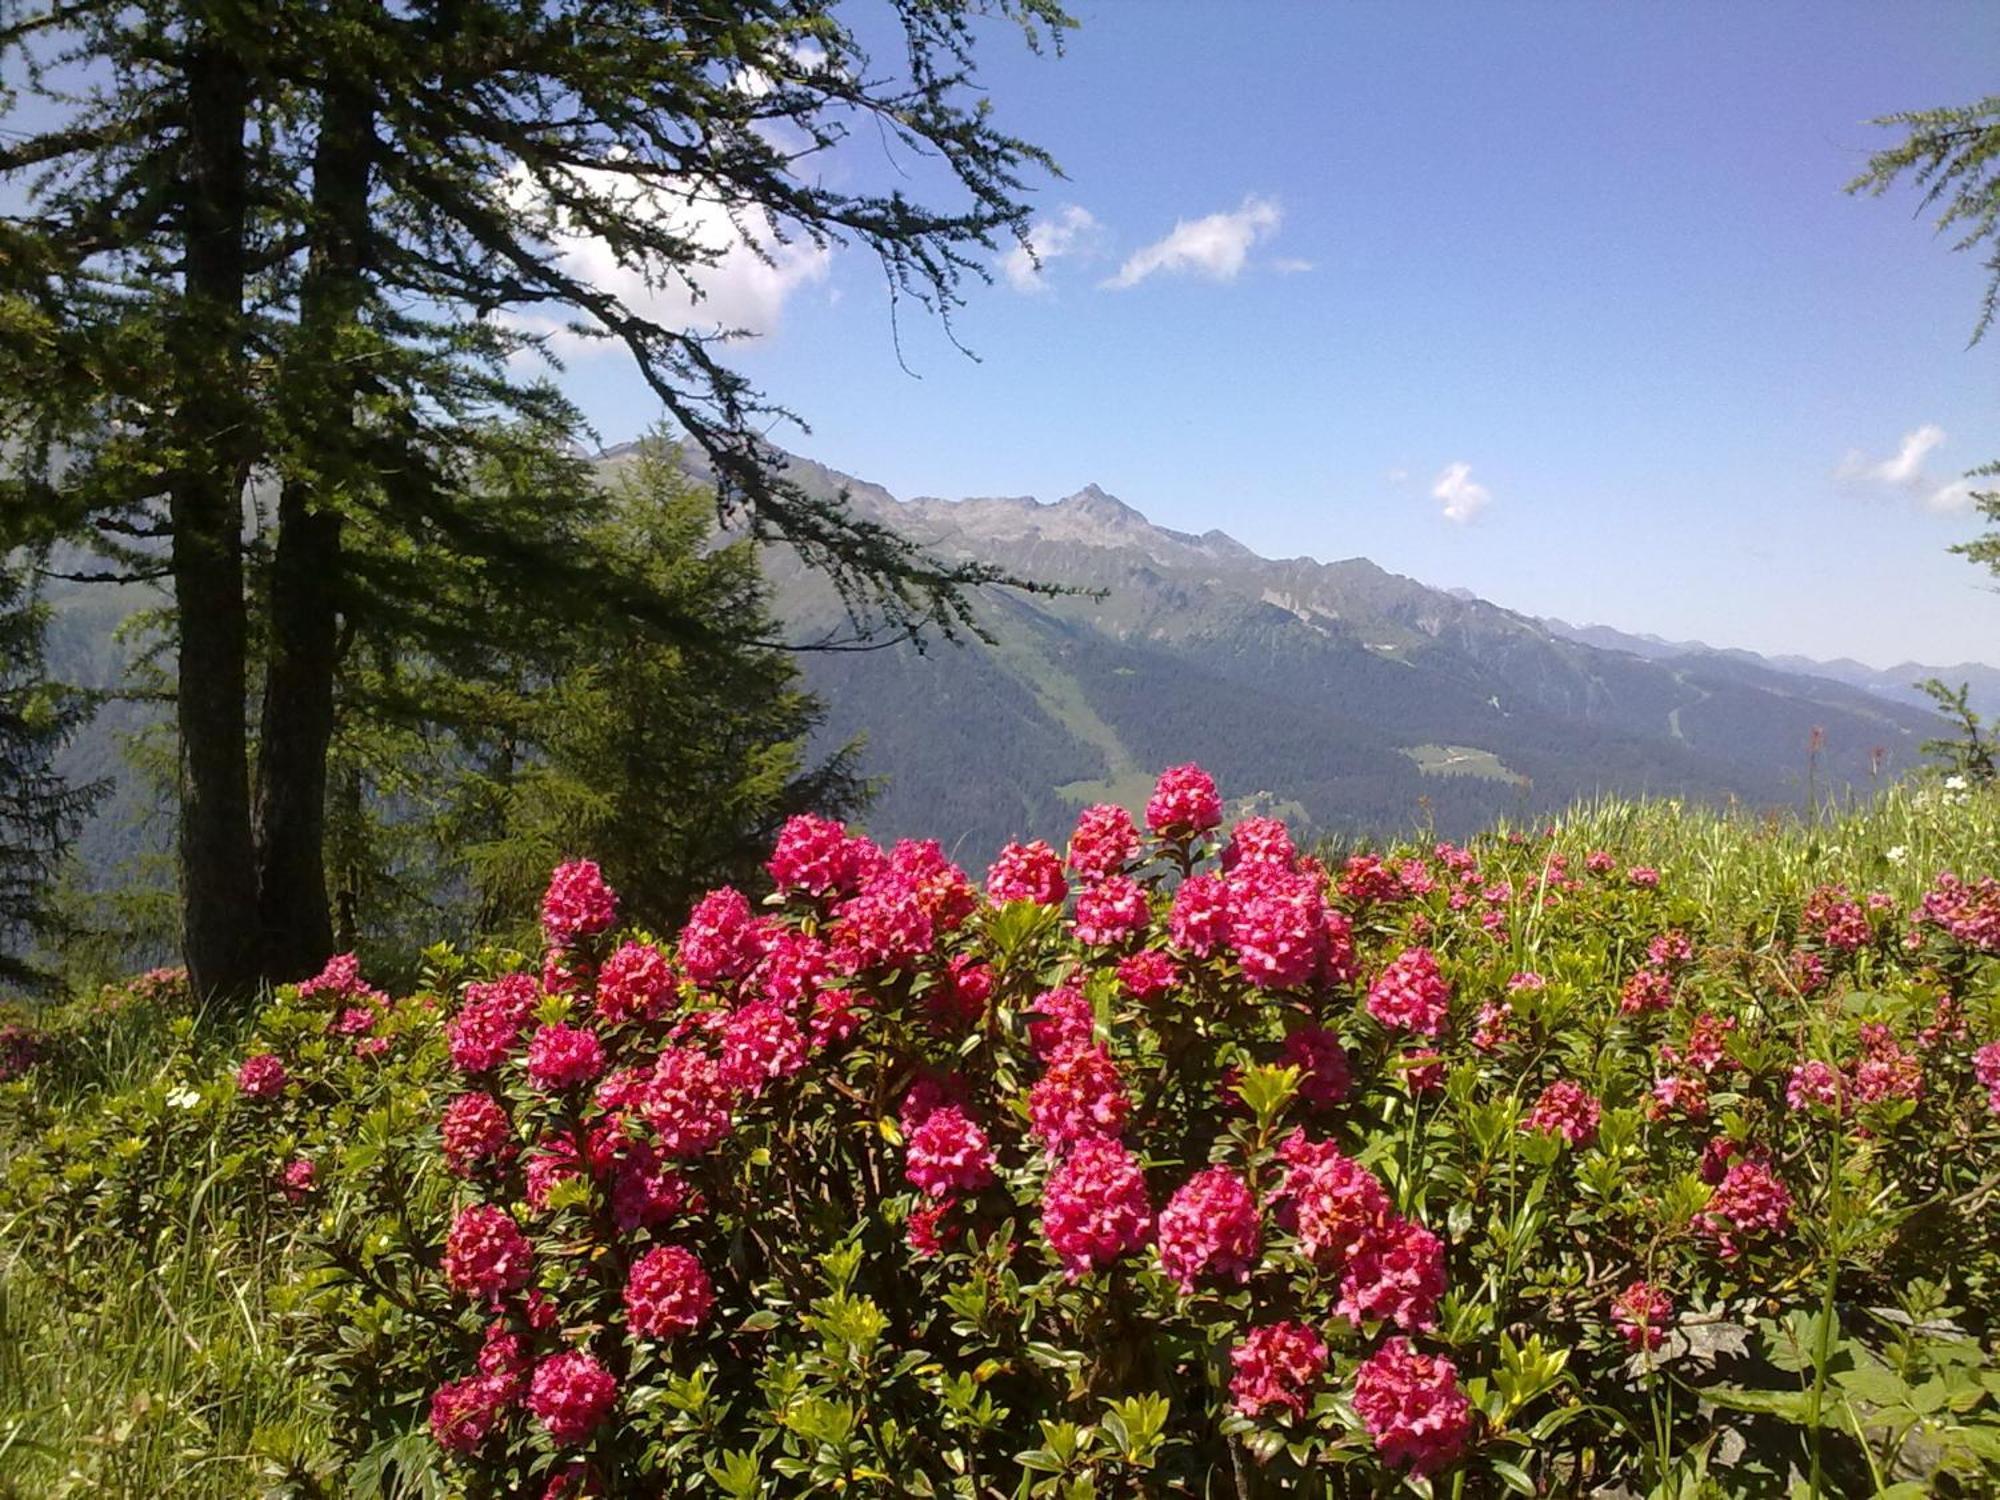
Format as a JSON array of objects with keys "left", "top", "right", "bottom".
[
  {"left": 169, "top": 26, "right": 259, "bottom": 1003},
  {"left": 252, "top": 80, "right": 372, "bottom": 983},
  {"left": 253, "top": 490, "right": 341, "bottom": 980}
]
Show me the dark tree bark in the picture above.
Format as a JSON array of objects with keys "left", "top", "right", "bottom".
[
  {"left": 253, "top": 80, "right": 372, "bottom": 982},
  {"left": 169, "top": 25, "right": 260, "bottom": 1002},
  {"left": 254, "top": 493, "right": 341, "bottom": 979}
]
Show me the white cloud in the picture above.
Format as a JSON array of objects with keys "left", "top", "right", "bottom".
[
  {"left": 1000, "top": 205, "right": 1105, "bottom": 293},
  {"left": 1924, "top": 477, "right": 1980, "bottom": 514},
  {"left": 1429, "top": 462, "right": 1491, "bottom": 524},
  {"left": 504, "top": 165, "right": 832, "bottom": 352},
  {"left": 1385, "top": 467, "right": 1410, "bottom": 484},
  {"left": 1837, "top": 423, "right": 1979, "bottom": 512},
  {"left": 1838, "top": 423, "right": 1945, "bottom": 488},
  {"left": 1102, "top": 195, "right": 1281, "bottom": 290},
  {"left": 1271, "top": 256, "right": 1315, "bottom": 275}
]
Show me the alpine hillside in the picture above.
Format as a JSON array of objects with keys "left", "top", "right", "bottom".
[{"left": 658, "top": 445, "right": 1951, "bottom": 862}]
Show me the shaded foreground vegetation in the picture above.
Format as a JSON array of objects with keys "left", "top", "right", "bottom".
[{"left": 2, "top": 775, "right": 1998, "bottom": 1498}]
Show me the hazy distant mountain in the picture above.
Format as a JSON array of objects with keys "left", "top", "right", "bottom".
[
  {"left": 1541, "top": 618, "right": 2000, "bottom": 724},
  {"left": 665, "top": 445, "right": 1950, "bottom": 859}
]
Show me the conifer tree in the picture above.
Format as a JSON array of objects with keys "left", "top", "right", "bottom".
[
  {"left": 0, "top": 561, "right": 106, "bottom": 992},
  {"left": 1851, "top": 95, "right": 2000, "bottom": 580},
  {"left": 1, "top": 0, "right": 1068, "bottom": 996},
  {"left": 328, "top": 440, "right": 867, "bottom": 951}
]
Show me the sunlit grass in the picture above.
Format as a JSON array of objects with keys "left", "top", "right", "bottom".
[{"left": 0, "top": 1165, "right": 321, "bottom": 1497}]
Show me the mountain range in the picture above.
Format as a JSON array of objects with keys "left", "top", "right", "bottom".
[
  {"left": 658, "top": 445, "right": 1983, "bottom": 861},
  {"left": 46, "top": 444, "right": 1992, "bottom": 881},
  {"left": 1538, "top": 618, "right": 2000, "bottom": 725}
]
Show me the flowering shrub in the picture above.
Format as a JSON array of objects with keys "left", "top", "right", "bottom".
[
  {"left": 0, "top": 1018, "right": 42, "bottom": 1082},
  {"left": 8, "top": 772, "right": 2000, "bottom": 1497}
]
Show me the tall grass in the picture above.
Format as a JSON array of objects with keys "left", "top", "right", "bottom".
[
  {"left": 0, "top": 989, "right": 331, "bottom": 1498},
  {"left": 1510, "top": 780, "right": 1996, "bottom": 926},
  {"left": 0, "top": 1210, "right": 321, "bottom": 1498}
]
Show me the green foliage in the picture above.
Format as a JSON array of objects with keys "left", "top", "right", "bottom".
[
  {"left": 1920, "top": 678, "right": 1998, "bottom": 784},
  {"left": 1850, "top": 94, "right": 2000, "bottom": 581},
  {"left": 1849, "top": 95, "right": 2000, "bottom": 345},
  {"left": 4, "top": 781, "right": 2000, "bottom": 1496},
  {"left": 327, "top": 438, "right": 868, "bottom": 957},
  {"left": 0, "top": 558, "right": 106, "bottom": 995}
]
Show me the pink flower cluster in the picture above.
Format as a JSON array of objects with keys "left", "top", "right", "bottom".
[
  {"left": 623, "top": 1245, "right": 714, "bottom": 1339},
  {"left": 1229, "top": 1320, "right": 1326, "bottom": 1417},
  {"left": 679, "top": 886, "right": 762, "bottom": 987},
  {"left": 1027, "top": 986, "right": 1094, "bottom": 1058},
  {"left": 1066, "top": 803, "right": 1140, "bottom": 882},
  {"left": 1028, "top": 1043, "right": 1131, "bottom": 1155},
  {"left": 526, "top": 1023, "right": 606, "bottom": 1091},
  {"left": 1786, "top": 1060, "right": 1843, "bottom": 1113},
  {"left": 1157, "top": 1167, "right": 1260, "bottom": 1292},
  {"left": 541, "top": 859, "right": 618, "bottom": 948},
  {"left": 1040, "top": 1136, "right": 1152, "bottom": 1278},
  {"left": 1072, "top": 874, "right": 1149, "bottom": 946},
  {"left": 1612, "top": 1279, "right": 1674, "bottom": 1351},
  {"left": 1916, "top": 873, "right": 2000, "bottom": 954},
  {"left": 904, "top": 1105, "right": 996, "bottom": 1198},
  {"left": 529, "top": 1350, "right": 618, "bottom": 1444},
  {"left": 1802, "top": 884, "right": 1871, "bottom": 953},
  {"left": 594, "top": 941, "right": 678, "bottom": 1024},
  {"left": 429, "top": 1373, "right": 508, "bottom": 1455},
  {"left": 1338, "top": 854, "right": 1407, "bottom": 906},
  {"left": 1977, "top": 1041, "right": 2000, "bottom": 1114},
  {"left": 1525, "top": 1080, "right": 1600, "bottom": 1146},
  {"left": 298, "top": 951, "right": 389, "bottom": 1010},
  {"left": 236, "top": 1052, "right": 288, "bottom": 1098},
  {"left": 1620, "top": 967, "right": 1674, "bottom": 1016},
  {"left": 1366, "top": 947, "right": 1450, "bottom": 1037},
  {"left": 717, "top": 999, "right": 808, "bottom": 1093},
  {"left": 1279, "top": 1131, "right": 1446, "bottom": 1332},
  {"left": 1227, "top": 864, "right": 1342, "bottom": 990},
  {"left": 1698, "top": 1160, "right": 1793, "bottom": 1258},
  {"left": 766, "top": 813, "right": 877, "bottom": 899},
  {"left": 986, "top": 839, "right": 1067, "bottom": 906},
  {"left": 442, "top": 1091, "right": 515, "bottom": 1176},
  {"left": 444, "top": 1204, "right": 535, "bottom": 1302},
  {"left": 1646, "top": 929, "right": 1694, "bottom": 969},
  {"left": 1851, "top": 1022, "right": 1924, "bottom": 1105},
  {"left": 1115, "top": 949, "right": 1180, "bottom": 1001},
  {"left": 1223, "top": 816, "right": 1296, "bottom": 873},
  {"left": 1145, "top": 763, "right": 1223, "bottom": 836},
  {"left": 1352, "top": 1337, "right": 1474, "bottom": 1475},
  {"left": 280, "top": 1157, "right": 317, "bottom": 1203},
  {"left": 448, "top": 973, "right": 541, "bottom": 1074},
  {"left": 639, "top": 1046, "right": 736, "bottom": 1159}
]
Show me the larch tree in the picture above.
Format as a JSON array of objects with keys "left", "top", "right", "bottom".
[
  {"left": 1850, "top": 94, "right": 2000, "bottom": 579},
  {"left": 0, "top": 0, "right": 1070, "bottom": 998}
]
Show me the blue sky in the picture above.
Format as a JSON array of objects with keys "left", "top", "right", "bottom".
[{"left": 556, "top": 2, "right": 2000, "bottom": 669}]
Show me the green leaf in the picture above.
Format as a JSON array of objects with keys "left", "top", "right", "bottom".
[{"left": 1699, "top": 1386, "right": 1815, "bottom": 1423}]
